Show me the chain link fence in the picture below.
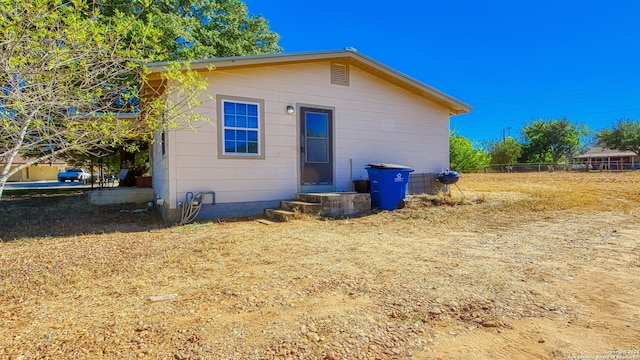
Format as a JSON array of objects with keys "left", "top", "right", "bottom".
[
  {"left": 481, "top": 161, "right": 639, "bottom": 173},
  {"left": 481, "top": 163, "right": 568, "bottom": 173}
]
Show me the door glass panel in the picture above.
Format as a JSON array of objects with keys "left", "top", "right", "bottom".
[
  {"left": 307, "top": 138, "right": 328, "bottom": 162},
  {"left": 306, "top": 112, "right": 328, "bottom": 138},
  {"left": 305, "top": 112, "right": 329, "bottom": 163}
]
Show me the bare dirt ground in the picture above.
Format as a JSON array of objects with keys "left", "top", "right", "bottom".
[{"left": 1, "top": 172, "right": 639, "bottom": 359}]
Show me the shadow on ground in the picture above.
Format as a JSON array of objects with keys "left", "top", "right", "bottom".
[{"left": 0, "top": 189, "right": 167, "bottom": 241}]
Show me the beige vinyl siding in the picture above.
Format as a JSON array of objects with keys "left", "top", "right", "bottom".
[
  {"left": 331, "top": 66, "right": 450, "bottom": 182},
  {"left": 171, "top": 68, "right": 296, "bottom": 205},
  {"left": 168, "top": 60, "right": 449, "bottom": 208}
]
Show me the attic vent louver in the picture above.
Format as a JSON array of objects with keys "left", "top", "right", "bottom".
[{"left": 331, "top": 62, "right": 349, "bottom": 86}]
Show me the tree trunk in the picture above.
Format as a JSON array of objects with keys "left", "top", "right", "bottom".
[
  {"left": 0, "top": 178, "right": 6, "bottom": 201},
  {"left": 0, "top": 148, "right": 21, "bottom": 202}
]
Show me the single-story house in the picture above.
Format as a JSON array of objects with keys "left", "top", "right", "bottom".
[
  {"left": 146, "top": 49, "right": 471, "bottom": 221},
  {"left": 572, "top": 147, "right": 639, "bottom": 170},
  {"left": 7, "top": 155, "right": 67, "bottom": 182}
]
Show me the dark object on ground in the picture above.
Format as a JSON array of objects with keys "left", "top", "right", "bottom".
[{"left": 438, "top": 171, "right": 460, "bottom": 185}]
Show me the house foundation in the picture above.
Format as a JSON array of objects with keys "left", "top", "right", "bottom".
[{"left": 87, "top": 187, "right": 155, "bottom": 205}]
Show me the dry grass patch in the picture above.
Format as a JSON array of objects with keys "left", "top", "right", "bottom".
[
  {"left": 1, "top": 171, "right": 640, "bottom": 359},
  {"left": 459, "top": 171, "right": 640, "bottom": 213}
]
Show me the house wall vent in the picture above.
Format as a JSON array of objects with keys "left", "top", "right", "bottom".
[{"left": 331, "top": 62, "right": 349, "bottom": 86}]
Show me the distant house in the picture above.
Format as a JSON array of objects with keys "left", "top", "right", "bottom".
[
  {"left": 7, "top": 155, "right": 67, "bottom": 182},
  {"left": 572, "top": 147, "right": 639, "bottom": 170},
  {"left": 146, "top": 50, "right": 471, "bottom": 221}
]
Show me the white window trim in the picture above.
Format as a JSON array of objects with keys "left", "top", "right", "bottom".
[{"left": 216, "top": 95, "right": 265, "bottom": 160}]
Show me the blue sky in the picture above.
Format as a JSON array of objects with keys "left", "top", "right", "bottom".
[{"left": 243, "top": 0, "right": 640, "bottom": 145}]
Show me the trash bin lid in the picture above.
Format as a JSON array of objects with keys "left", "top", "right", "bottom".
[{"left": 366, "top": 163, "right": 413, "bottom": 170}]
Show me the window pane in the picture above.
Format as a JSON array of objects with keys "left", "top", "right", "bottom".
[
  {"left": 247, "top": 116, "right": 258, "bottom": 128},
  {"left": 223, "top": 102, "right": 235, "bottom": 115},
  {"left": 237, "top": 143, "right": 247, "bottom": 153},
  {"left": 248, "top": 142, "right": 258, "bottom": 154},
  {"left": 248, "top": 131, "right": 258, "bottom": 141},
  {"left": 225, "top": 129, "right": 235, "bottom": 140},
  {"left": 225, "top": 140, "right": 236, "bottom": 153},
  {"left": 236, "top": 103, "right": 247, "bottom": 116},
  {"left": 224, "top": 114, "right": 235, "bottom": 127},
  {"left": 236, "top": 115, "right": 247, "bottom": 128},
  {"left": 237, "top": 130, "right": 247, "bottom": 141},
  {"left": 248, "top": 104, "right": 258, "bottom": 116}
]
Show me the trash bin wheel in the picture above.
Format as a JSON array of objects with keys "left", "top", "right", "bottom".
[{"left": 397, "top": 199, "right": 406, "bottom": 209}]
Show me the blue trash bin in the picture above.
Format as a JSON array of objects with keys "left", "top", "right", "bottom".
[{"left": 366, "top": 163, "right": 414, "bottom": 210}]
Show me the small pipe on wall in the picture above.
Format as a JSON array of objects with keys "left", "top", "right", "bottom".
[{"left": 350, "top": 158, "right": 353, "bottom": 191}]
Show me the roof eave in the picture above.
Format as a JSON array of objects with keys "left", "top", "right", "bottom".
[
  {"left": 146, "top": 50, "right": 351, "bottom": 72},
  {"left": 342, "top": 52, "right": 472, "bottom": 116}
]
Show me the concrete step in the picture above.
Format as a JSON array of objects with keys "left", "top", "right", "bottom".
[
  {"left": 280, "top": 200, "right": 323, "bottom": 214},
  {"left": 295, "top": 192, "right": 340, "bottom": 204},
  {"left": 264, "top": 208, "right": 297, "bottom": 222},
  {"left": 296, "top": 192, "right": 371, "bottom": 216},
  {"left": 264, "top": 192, "right": 371, "bottom": 222}
]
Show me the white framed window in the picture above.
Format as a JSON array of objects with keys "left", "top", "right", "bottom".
[{"left": 217, "top": 96, "right": 265, "bottom": 159}]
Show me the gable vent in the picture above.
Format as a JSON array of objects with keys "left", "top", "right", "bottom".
[{"left": 331, "top": 62, "right": 349, "bottom": 86}]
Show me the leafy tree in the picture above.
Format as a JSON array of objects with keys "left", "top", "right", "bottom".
[
  {"left": 487, "top": 138, "right": 523, "bottom": 164},
  {"left": 596, "top": 118, "right": 640, "bottom": 156},
  {"left": 521, "top": 118, "right": 587, "bottom": 163},
  {"left": 78, "top": 0, "right": 281, "bottom": 172},
  {"left": 0, "top": 0, "right": 207, "bottom": 199},
  {"left": 96, "top": 0, "right": 282, "bottom": 60},
  {"left": 450, "top": 132, "right": 491, "bottom": 172}
]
